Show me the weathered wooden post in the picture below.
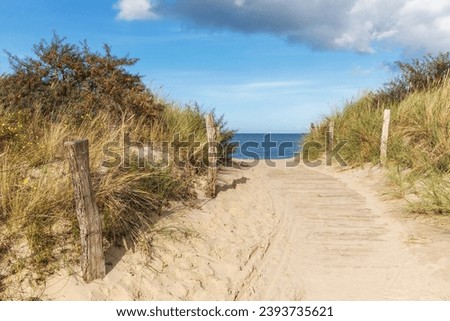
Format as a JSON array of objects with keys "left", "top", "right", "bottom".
[
  {"left": 64, "top": 139, "right": 105, "bottom": 283},
  {"left": 380, "top": 109, "right": 391, "bottom": 167},
  {"left": 205, "top": 114, "right": 219, "bottom": 198},
  {"left": 326, "top": 121, "right": 334, "bottom": 165},
  {"left": 327, "top": 121, "right": 334, "bottom": 150}
]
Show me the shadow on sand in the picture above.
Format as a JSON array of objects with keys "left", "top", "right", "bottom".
[{"left": 217, "top": 176, "right": 249, "bottom": 194}]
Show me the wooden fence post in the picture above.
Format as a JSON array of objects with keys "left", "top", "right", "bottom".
[
  {"left": 205, "top": 114, "right": 218, "bottom": 198},
  {"left": 327, "top": 121, "right": 334, "bottom": 149},
  {"left": 380, "top": 109, "right": 391, "bottom": 167},
  {"left": 326, "top": 121, "right": 334, "bottom": 166},
  {"left": 64, "top": 139, "right": 105, "bottom": 283}
]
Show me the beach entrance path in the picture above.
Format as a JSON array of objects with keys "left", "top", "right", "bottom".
[
  {"left": 42, "top": 160, "right": 450, "bottom": 300},
  {"left": 233, "top": 161, "right": 450, "bottom": 300}
]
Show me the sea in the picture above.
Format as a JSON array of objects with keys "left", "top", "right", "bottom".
[{"left": 230, "top": 133, "right": 306, "bottom": 160}]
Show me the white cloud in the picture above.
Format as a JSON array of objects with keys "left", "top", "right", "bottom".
[
  {"left": 390, "top": 0, "right": 450, "bottom": 52},
  {"left": 114, "top": 0, "right": 157, "bottom": 21},
  {"left": 117, "top": 0, "right": 450, "bottom": 53}
]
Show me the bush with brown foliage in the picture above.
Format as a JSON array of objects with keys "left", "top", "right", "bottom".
[
  {"left": 0, "top": 34, "right": 163, "bottom": 121},
  {"left": 371, "top": 52, "right": 450, "bottom": 107}
]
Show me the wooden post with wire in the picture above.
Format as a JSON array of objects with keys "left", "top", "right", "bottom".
[
  {"left": 205, "top": 114, "right": 219, "bottom": 198},
  {"left": 64, "top": 139, "right": 105, "bottom": 283},
  {"left": 380, "top": 109, "right": 391, "bottom": 167}
]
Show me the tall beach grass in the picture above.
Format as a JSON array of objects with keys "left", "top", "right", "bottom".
[{"left": 305, "top": 55, "right": 450, "bottom": 215}]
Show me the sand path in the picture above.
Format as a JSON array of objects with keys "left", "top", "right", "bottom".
[
  {"left": 42, "top": 161, "right": 450, "bottom": 300},
  {"left": 236, "top": 161, "right": 450, "bottom": 300}
]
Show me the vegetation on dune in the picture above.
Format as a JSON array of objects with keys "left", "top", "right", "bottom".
[
  {"left": 0, "top": 34, "right": 163, "bottom": 121},
  {"left": 0, "top": 35, "right": 233, "bottom": 298},
  {"left": 305, "top": 53, "right": 450, "bottom": 215}
]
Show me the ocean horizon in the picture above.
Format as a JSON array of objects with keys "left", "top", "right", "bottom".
[{"left": 231, "top": 133, "right": 306, "bottom": 160}]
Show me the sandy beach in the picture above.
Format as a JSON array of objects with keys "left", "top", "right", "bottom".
[
  {"left": 39, "top": 160, "right": 450, "bottom": 301},
  {"left": 2, "top": 2, "right": 450, "bottom": 311}
]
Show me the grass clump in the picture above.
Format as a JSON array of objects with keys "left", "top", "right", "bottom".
[
  {"left": 305, "top": 52, "right": 450, "bottom": 215},
  {"left": 0, "top": 35, "right": 233, "bottom": 298}
]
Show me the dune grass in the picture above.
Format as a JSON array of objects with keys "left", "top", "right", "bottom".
[
  {"left": 305, "top": 73, "right": 450, "bottom": 215},
  {"left": 0, "top": 35, "right": 233, "bottom": 298},
  {"left": 305, "top": 53, "right": 450, "bottom": 215},
  {"left": 0, "top": 105, "right": 221, "bottom": 298}
]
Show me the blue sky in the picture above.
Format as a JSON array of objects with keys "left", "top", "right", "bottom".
[{"left": 1, "top": 1, "right": 449, "bottom": 132}]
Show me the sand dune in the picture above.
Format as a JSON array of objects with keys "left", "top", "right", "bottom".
[{"left": 41, "top": 161, "right": 450, "bottom": 300}]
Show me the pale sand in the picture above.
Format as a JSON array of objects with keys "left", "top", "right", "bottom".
[{"left": 40, "top": 160, "right": 450, "bottom": 300}]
